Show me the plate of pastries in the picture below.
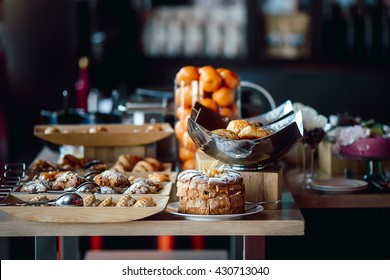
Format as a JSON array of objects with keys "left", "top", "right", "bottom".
[
  {"left": 34, "top": 123, "right": 173, "bottom": 146},
  {"left": 187, "top": 101, "right": 303, "bottom": 169}
]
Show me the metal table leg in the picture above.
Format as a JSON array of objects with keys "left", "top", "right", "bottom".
[
  {"left": 61, "top": 237, "right": 80, "bottom": 260},
  {"left": 229, "top": 236, "right": 243, "bottom": 260},
  {"left": 35, "top": 237, "right": 57, "bottom": 260}
]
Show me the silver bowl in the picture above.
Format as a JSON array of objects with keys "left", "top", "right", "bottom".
[
  {"left": 191, "top": 100, "right": 294, "bottom": 131},
  {"left": 187, "top": 109, "right": 303, "bottom": 170}
]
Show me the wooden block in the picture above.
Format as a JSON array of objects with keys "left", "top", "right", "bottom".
[
  {"left": 318, "top": 140, "right": 366, "bottom": 176},
  {"left": 195, "top": 150, "right": 282, "bottom": 210},
  {"left": 240, "top": 166, "right": 282, "bottom": 210}
]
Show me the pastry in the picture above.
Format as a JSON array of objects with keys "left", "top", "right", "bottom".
[
  {"left": 111, "top": 154, "right": 143, "bottom": 172},
  {"left": 20, "top": 180, "right": 49, "bottom": 193},
  {"left": 52, "top": 171, "right": 86, "bottom": 190},
  {"left": 93, "top": 170, "right": 130, "bottom": 188},
  {"left": 134, "top": 196, "right": 156, "bottom": 207},
  {"left": 123, "top": 178, "right": 160, "bottom": 194},
  {"left": 98, "top": 196, "right": 112, "bottom": 207},
  {"left": 30, "top": 159, "right": 58, "bottom": 171},
  {"left": 148, "top": 172, "right": 170, "bottom": 183},
  {"left": 132, "top": 160, "right": 154, "bottom": 172},
  {"left": 144, "top": 157, "right": 164, "bottom": 171},
  {"left": 176, "top": 168, "right": 245, "bottom": 215},
  {"left": 225, "top": 119, "right": 252, "bottom": 135},
  {"left": 83, "top": 194, "right": 96, "bottom": 207},
  {"left": 237, "top": 124, "right": 270, "bottom": 139},
  {"left": 116, "top": 194, "right": 137, "bottom": 207},
  {"left": 44, "top": 127, "right": 60, "bottom": 134},
  {"left": 88, "top": 126, "right": 108, "bottom": 133},
  {"left": 211, "top": 129, "right": 239, "bottom": 140}
]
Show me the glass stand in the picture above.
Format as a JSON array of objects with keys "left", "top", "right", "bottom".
[{"left": 364, "top": 160, "right": 387, "bottom": 191}]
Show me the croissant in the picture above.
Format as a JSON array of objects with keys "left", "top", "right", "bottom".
[
  {"left": 132, "top": 161, "right": 154, "bottom": 172},
  {"left": 111, "top": 154, "right": 143, "bottom": 172},
  {"left": 93, "top": 170, "right": 130, "bottom": 188},
  {"left": 237, "top": 124, "right": 270, "bottom": 139},
  {"left": 211, "top": 129, "right": 239, "bottom": 140},
  {"left": 134, "top": 196, "right": 156, "bottom": 207},
  {"left": 116, "top": 194, "right": 137, "bottom": 207},
  {"left": 226, "top": 120, "right": 252, "bottom": 135}
]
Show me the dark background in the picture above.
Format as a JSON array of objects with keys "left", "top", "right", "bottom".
[{"left": 0, "top": 0, "right": 389, "bottom": 260}]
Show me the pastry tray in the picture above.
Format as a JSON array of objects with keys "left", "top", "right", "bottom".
[
  {"left": 15, "top": 172, "right": 177, "bottom": 196},
  {"left": 34, "top": 123, "right": 174, "bottom": 146},
  {"left": 0, "top": 193, "right": 170, "bottom": 223}
]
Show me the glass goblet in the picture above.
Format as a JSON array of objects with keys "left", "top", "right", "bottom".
[{"left": 301, "top": 127, "right": 326, "bottom": 188}]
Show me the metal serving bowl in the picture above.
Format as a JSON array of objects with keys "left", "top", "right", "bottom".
[{"left": 187, "top": 108, "right": 303, "bottom": 170}]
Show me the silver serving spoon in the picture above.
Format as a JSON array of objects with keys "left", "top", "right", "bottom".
[
  {"left": 0, "top": 193, "right": 84, "bottom": 207},
  {"left": 245, "top": 200, "right": 281, "bottom": 211},
  {"left": 83, "top": 170, "right": 102, "bottom": 181},
  {"left": 74, "top": 182, "right": 100, "bottom": 193}
]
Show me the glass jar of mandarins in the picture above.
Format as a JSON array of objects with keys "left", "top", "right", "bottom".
[{"left": 174, "top": 65, "right": 241, "bottom": 170}]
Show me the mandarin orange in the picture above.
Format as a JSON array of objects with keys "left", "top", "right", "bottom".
[
  {"left": 176, "top": 106, "right": 191, "bottom": 121},
  {"left": 182, "top": 159, "right": 197, "bottom": 170},
  {"left": 212, "top": 86, "right": 235, "bottom": 107},
  {"left": 219, "top": 106, "right": 235, "bottom": 118},
  {"left": 181, "top": 131, "right": 198, "bottom": 152},
  {"left": 217, "top": 68, "right": 240, "bottom": 90},
  {"left": 175, "top": 66, "right": 199, "bottom": 86},
  {"left": 200, "top": 97, "right": 218, "bottom": 112},
  {"left": 174, "top": 120, "right": 185, "bottom": 141},
  {"left": 179, "top": 146, "right": 195, "bottom": 162},
  {"left": 198, "top": 65, "right": 222, "bottom": 92},
  {"left": 175, "top": 85, "right": 193, "bottom": 108}
]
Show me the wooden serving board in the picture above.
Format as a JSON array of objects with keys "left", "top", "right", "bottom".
[
  {"left": 0, "top": 193, "right": 169, "bottom": 223},
  {"left": 34, "top": 123, "right": 173, "bottom": 146}
]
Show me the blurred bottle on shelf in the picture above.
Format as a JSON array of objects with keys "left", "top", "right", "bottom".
[
  {"left": 141, "top": 1, "right": 247, "bottom": 59},
  {"left": 75, "top": 56, "right": 91, "bottom": 110},
  {"left": 261, "top": 0, "right": 311, "bottom": 59},
  {"left": 382, "top": 0, "right": 390, "bottom": 58}
]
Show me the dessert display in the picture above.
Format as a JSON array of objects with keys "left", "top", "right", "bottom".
[
  {"left": 176, "top": 166, "right": 245, "bottom": 215},
  {"left": 174, "top": 65, "right": 241, "bottom": 170}
]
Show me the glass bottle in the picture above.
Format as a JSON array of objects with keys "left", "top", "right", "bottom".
[{"left": 75, "top": 56, "right": 90, "bottom": 110}]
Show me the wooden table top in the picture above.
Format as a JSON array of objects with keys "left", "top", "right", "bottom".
[
  {"left": 0, "top": 147, "right": 305, "bottom": 237},
  {"left": 285, "top": 168, "right": 390, "bottom": 209},
  {"left": 0, "top": 191, "right": 304, "bottom": 237}
]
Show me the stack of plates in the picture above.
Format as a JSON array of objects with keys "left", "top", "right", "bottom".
[{"left": 311, "top": 179, "right": 368, "bottom": 193}]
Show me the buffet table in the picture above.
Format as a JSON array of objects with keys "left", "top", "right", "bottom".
[
  {"left": 0, "top": 147, "right": 305, "bottom": 260},
  {"left": 285, "top": 168, "right": 390, "bottom": 209}
]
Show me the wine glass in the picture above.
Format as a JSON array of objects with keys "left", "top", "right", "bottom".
[{"left": 301, "top": 127, "right": 326, "bottom": 188}]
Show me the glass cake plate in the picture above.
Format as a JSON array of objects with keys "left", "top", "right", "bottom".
[{"left": 165, "top": 202, "right": 264, "bottom": 221}]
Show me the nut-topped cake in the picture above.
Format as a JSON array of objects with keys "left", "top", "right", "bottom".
[{"left": 176, "top": 166, "right": 245, "bottom": 215}]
